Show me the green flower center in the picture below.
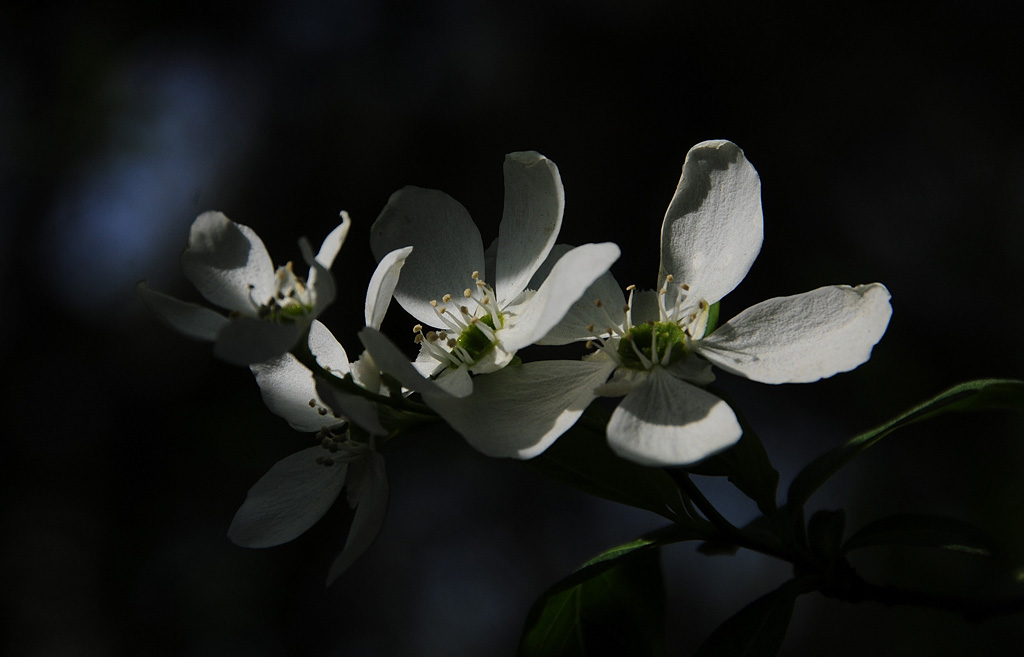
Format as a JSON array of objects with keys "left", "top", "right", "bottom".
[
  {"left": 617, "top": 321, "right": 689, "bottom": 370},
  {"left": 456, "top": 313, "right": 501, "bottom": 363}
]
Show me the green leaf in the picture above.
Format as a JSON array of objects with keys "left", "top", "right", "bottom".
[
  {"left": 807, "top": 509, "right": 846, "bottom": 562},
  {"left": 788, "top": 379, "right": 1024, "bottom": 509},
  {"left": 693, "top": 579, "right": 808, "bottom": 657},
  {"left": 519, "top": 533, "right": 680, "bottom": 657},
  {"left": 683, "top": 391, "right": 780, "bottom": 516},
  {"left": 526, "top": 412, "right": 691, "bottom": 522},
  {"left": 842, "top": 513, "right": 996, "bottom": 557},
  {"left": 705, "top": 301, "right": 721, "bottom": 335}
]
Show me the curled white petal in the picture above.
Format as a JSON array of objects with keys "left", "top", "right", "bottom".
[
  {"left": 428, "top": 359, "right": 617, "bottom": 459},
  {"left": 327, "top": 449, "right": 389, "bottom": 584},
  {"left": 365, "top": 246, "right": 413, "bottom": 329},
  {"left": 499, "top": 242, "right": 621, "bottom": 353},
  {"left": 495, "top": 151, "right": 564, "bottom": 307},
  {"left": 659, "top": 140, "right": 763, "bottom": 305},
  {"left": 607, "top": 368, "right": 741, "bottom": 466},
  {"left": 136, "top": 281, "right": 228, "bottom": 341},
  {"left": 696, "top": 283, "right": 892, "bottom": 384},
  {"left": 228, "top": 446, "right": 347, "bottom": 548},
  {"left": 370, "top": 187, "right": 485, "bottom": 326},
  {"left": 180, "top": 211, "right": 276, "bottom": 313}
]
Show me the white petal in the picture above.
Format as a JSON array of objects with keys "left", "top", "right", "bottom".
[
  {"left": 212, "top": 318, "right": 303, "bottom": 366},
  {"left": 327, "top": 449, "right": 389, "bottom": 584},
  {"left": 306, "top": 212, "right": 352, "bottom": 291},
  {"left": 365, "top": 246, "right": 413, "bottom": 329},
  {"left": 315, "top": 378, "right": 388, "bottom": 436},
  {"left": 527, "top": 244, "right": 627, "bottom": 345},
  {"left": 136, "top": 281, "right": 228, "bottom": 341},
  {"left": 607, "top": 369, "right": 741, "bottom": 466},
  {"left": 427, "top": 359, "right": 617, "bottom": 459},
  {"left": 499, "top": 242, "right": 621, "bottom": 353},
  {"left": 357, "top": 328, "right": 463, "bottom": 398},
  {"left": 180, "top": 211, "right": 276, "bottom": 313},
  {"left": 316, "top": 212, "right": 352, "bottom": 270},
  {"left": 302, "top": 237, "right": 336, "bottom": 316},
  {"left": 251, "top": 353, "right": 339, "bottom": 432},
  {"left": 495, "top": 151, "right": 564, "bottom": 307},
  {"left": 308, "top": 320, "right": 351, "bottom": 376},
  {"left": 434, "top": 365, "right": 474, "bottom": 396},
  {"left": 659, "top": 140, "right": 763, "bottom": 305},
  {"left": 629, "top": 289, "right": 661, "bottom": 325},
  {"left": 227, "top": 446, "right": 347, "bottom": 548},
  {"left": 696, "top": 283, "right": 892, "bottom": 384},
  {"left": 370, "top": 187, "right": 484, "bottom": 326}
]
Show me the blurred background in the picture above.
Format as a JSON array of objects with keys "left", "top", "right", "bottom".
[{"left": 3, "top": 1, "right": 1023, "bottom": 655}]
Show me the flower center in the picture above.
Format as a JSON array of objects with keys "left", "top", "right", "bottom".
[
  {"left": 586, "top": 276, "right": 711, "bottom": 371},
  {"left": 254, "top": 262, "right": 315, "bottom": 322},
  {"left": 617, "top": 321, "right": 688, "bottom": 370},
  {"left": 412, "top": 271, "right": 506, "bottom": 369}
]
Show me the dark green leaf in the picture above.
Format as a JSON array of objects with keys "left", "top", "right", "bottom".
[
  {"left": 788, "top": 379, "right": 1024, "bottom": 509},
  {"left": 807, "top": 509, "right": 846, "bottom": 561},
  {"left": 683, "top": 391, "right": 780, "bottom": 516},
  {"left": 842, "top": 513, "right": 996, "bottom": 557},
  {"left": 518, "top": 544, "right": 670, "bottom": 657},
  {"left": 526, "top": 412, "right": 690, "bottom": 522},
  {"left": 693, "top": 579, "right": 808, "bottom": 657}
]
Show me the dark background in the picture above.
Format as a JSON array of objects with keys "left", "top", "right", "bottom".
[{"left": 3, "top": 1, "right": 1023, "bottom": 655}]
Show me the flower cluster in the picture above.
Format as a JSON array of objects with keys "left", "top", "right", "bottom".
[{"left": 140, "top": 141, "right": 892, "bottom": 581}]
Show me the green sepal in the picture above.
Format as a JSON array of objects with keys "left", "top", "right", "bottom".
[
  {"left": 704, "top": 301, "right": 721, "bottom": 335},
  {"left": 788, "top": 379, "right": 1024, "bottom": 510},
  {"left": 518, "top": 526, "right": 697, "bottom": 657},
  {"left": 842, "top": 513, "right": 997, "bottom": 558},
  {"left": 693, "top": 578, "right": 811, "bottom": 657},
  {"left": 525, "top": 406, "right": 693, "bottom": 523}
]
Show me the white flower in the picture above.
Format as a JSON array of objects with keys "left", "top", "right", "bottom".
[
  {"left": 544, "top": 139, "right": 892, "bottom": 466},
  {"left": 227, "top": 441, "right": 388, "bottom": 585},
  {"left": 138, "top": 210, "right": 351, "bottom": 366},
  {"left": 369, "top": 151, "right": 620, "bottom": 395},
  {"left": 226, "top": 247, "right": 411, "bottom": 583}
]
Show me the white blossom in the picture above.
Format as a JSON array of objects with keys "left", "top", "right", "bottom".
[
  {"left": 138, "top": 210, "right": 350, "bottom": 366},
  {"left": 226, "top": 247, "right": 411, "bottom": 583},
  {"left": 369, "top": 151, "right": 619, "bottom": 395},
  {"left": 503, "top": 140, "right": 893, "bottom": 466}
]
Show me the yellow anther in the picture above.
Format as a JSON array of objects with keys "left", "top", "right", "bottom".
[
  {"left": 442, "top": 294, "right": 453, "bottom": 303},
  {"left": 430, "top": 299, "right": 438, "bottom": 307},
  {"left": 665, "top": 274, "right": 674, "bottom": 282},
  {"left": 412, "top": 324, "right": 423, "bottom": 333},
  {"left": 464, "top": 288, "right": 472, "bottom": 298},
  {"left": 626, "top": 284, "right": 637, "bottom": 291},
  {"left": 472, "top": 271, "right": 480, "bottom": 279}
]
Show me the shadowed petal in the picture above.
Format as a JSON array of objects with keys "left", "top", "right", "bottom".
[
  {"left": 327, "top": 449, "right": 389, "bottom": 584},
  {"left": 528, "top": 244, "right": 627, "bottom": 345},
  {"left": 365, "top": 246, "right": 413, "bottom": 329},
  {"left": 228, "top": 446, "right": 347, "bottom": 548},
  {"left": 660, "top": 140, "right": 763, "bottom": 305},
  {"left": 370, "top": 187, "right": 485, "bottom": 326},
  {"left": 495, "top": 151, "right": 564, "bottom": 307},
  {"left": 181, "top": 211, "right": 276, "bottom": 312},
  {"left": 212, "top": 318, "right": 303, "bottom": 366},
  {"left": 315, "top": 378, "right": 387, "bottom": 436},
  {"left": 696, "top": 284, "right": 892, "bottom": 384},
  {"left": 499, "top": 242, "right": 620, "bottom": 352},
  {"left": 136, "top": 281, "right": 228, "bottom": 341},
  {"left": 358, "top": 328, "right": 464, "bottom": 398},
  {"left": 428, "top": 359, "right": 617, "bottom": 459},
  {"left": 607, "top": 369, "right": 741, "bottom": 466}
]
